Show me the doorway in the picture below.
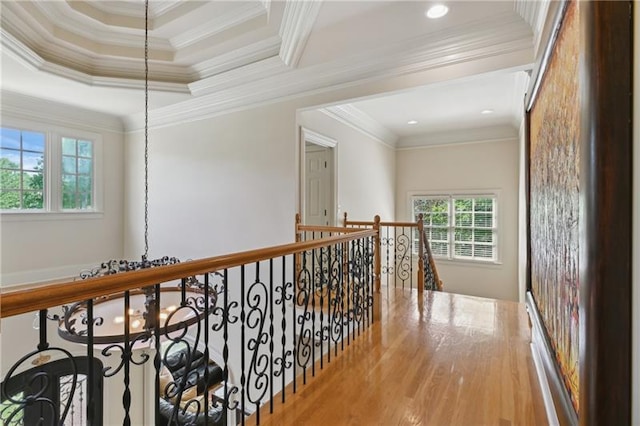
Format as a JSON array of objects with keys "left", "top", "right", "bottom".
[{"left": 300, "top": 128, "right": 336, "bottom": 226}]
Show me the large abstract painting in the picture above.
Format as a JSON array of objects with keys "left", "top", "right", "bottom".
[{"left": 529, "top": 0, "right": 579, "bottom": 414}]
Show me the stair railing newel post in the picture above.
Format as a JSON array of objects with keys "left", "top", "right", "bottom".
[
  {"left": 373, "top": 215, "right": 382, "bottom": 321},
  {"left": 417, "top": 213, "right": 425, "bottom": 297}
]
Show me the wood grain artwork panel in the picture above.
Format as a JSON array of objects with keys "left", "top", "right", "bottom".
[{"left": 529, "top": 0, "right": 580, "bottom": 414}]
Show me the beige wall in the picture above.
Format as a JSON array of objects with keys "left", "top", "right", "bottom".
[
  {"left": 124, "top": 102, "right": 298, "bottom": 260},
  {"left": 395, "top": 137, "right": 520, "bottom": 301},
  {"left": 0, "top": 93, "right": 125, "bottom": 286},
  {"left": 298, "top": 109, "right": 395, "bottom": 223}
]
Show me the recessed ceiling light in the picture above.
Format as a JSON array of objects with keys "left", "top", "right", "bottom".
[
  {"left": 481, "top": 109, "right": 494, "bottom": 115},
  {"left": 407, "top": 120, "right": 418, "bottom": 125},
  {"left": 426, "top": 4, "right": 449, "bottom": 19}
]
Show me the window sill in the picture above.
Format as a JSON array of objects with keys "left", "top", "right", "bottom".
[{"left": 0, "top": 210, "right": 104, "bottom": 222}]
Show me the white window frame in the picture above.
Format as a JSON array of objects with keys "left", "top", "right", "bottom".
[
  {"left": 410, "top": 190, "right": 500, "bottom": 264},
  {"left": 0, "top": 117, "right": 103, "bottom": 220}
]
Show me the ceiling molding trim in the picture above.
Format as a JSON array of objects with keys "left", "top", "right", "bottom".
[
  {"left": 190, "top": 56, "right": 286, "bottom": 96},
  {"left": 135, "top": 14, "right": 533, "bottom": 130},
  {"left": 301, "top": 127, "right": 337, "bottom": 148},
  {"left": 191, "top": 35, "right": 282, "bottom": 79},
  {"left": 170, "top": 2, "right": 268, "bottom": 50},
  {"left": 278, "top": 0, "right": 323, "bottom": 68},
  {"left": 1, "top": 90, "right": 125, "bottom": 133},
  {"left": 396, "top": 125, "right": 518, "bottom": 150},
  {"left": 1, "top": 28, "right": 45, "bottom": 72},
  {"left": 514, "top": 0, "right": 550, "bottom": 54},
  {"left": 13, "top": 1, "right": 175, "bottom": 57},
  {"left": 1, "top": 31, "right": 190, "bottom": 93},
  {"left": 319, "top": 105, "right": 398, "bottom": 148}
]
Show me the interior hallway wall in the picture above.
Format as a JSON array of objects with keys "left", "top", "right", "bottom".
[
  {"left": 298, "top": 109, "right": 395, "bottom": 224},
  {"left": 395, "top": 136, "right": 520, "bottom": 301}
]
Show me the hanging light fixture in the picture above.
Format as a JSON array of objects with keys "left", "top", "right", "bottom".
[{"left": 57, "top": 0, "right": 216, "bottom": 345}]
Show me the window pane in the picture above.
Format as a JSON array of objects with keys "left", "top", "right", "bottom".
[
  {"left": 78, "top": 176, "right": 92, "bottom": 193},
  {"left": 78, "top": 140, "right": 92, "bottom": 157},
  {"left": 431, "top": 242, "right": 449, "bottom": 257},
  {"left": 474, "top": 229, "right": 493, "bottom": 243},
  {"left": 62, "top": 156, "right": 76, "bottom": 174},
  {"left": 474, "top": 245, "right": 494, "bottom": 259},
  {"left": 454, "top": 243, "right": 472, "bottom": 257},
  {"left": 63, "top": 191, "right": 77, "bottom": 209},
  {"left": 455, "top": 228, "right": 472, "bottom": 242},
  {"left": 413, "top": 198, "right": 427, "bottom": 212},
  {"left": 474, "top": 198, "right": 493, "bottom": 212},
  {"left": 22, "top": 151, "right": 44, "bottom": 171},
  {"left": 430, "top": 228, "right": 448, "bottom": 241},
  {"left": 22, "top": 131, "right": 45, "bottom": 152},
  {"left": 475, "top": 213, "right": 493, "bottom": 228},
  {"left": 62, "top": 174, "right": 76, "bottom": 193},
  {"left": 62, "top": 138, "right": 76, "bottom": 156},
  {"left": 23, "top": 171, "right": 43, "bottom": 191},
  {"left": 1, "top": 168, "right": 20, "bottom": 189},
  {"left": 1, "top": 149, "right": 20, "bottom": 167},
  {"left": 454, "top": 198, "right": 472, "bottom": 211},
  {"left": 0, "top": 128, "right": 20, "bottom": 149},
  {"left": 78, "top": 158, "right": 92, "bottom": 174},
  {"left": 455, "top": 212, "right": 472, "bottom": 227},
  {"left": 79, "top": 192, "right": 92, "bottom": 209},
  {"left": 22, "top": 191, "right": 43, "bottom": 209},
  {"left": 0, "top": 190, "right": 20, "bottom": 209}
]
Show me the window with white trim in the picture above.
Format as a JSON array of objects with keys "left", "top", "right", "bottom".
[
  {"left": 1, "top": 125, "right": 98, "bottom": 213},
  {"left": 412, "top": 194, "right": 498, "bottom": 262}
]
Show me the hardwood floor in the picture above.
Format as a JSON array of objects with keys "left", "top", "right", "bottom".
[{"left": 250, "top": 288, "right": 547, "bottom": 426}]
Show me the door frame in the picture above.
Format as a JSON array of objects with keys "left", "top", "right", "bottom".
[{"left": 299, "top": 127, "right": 338, "bottom": 226}]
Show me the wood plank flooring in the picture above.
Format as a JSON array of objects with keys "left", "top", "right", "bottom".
[{"left": 250, "top": 288, "right": 547, "bottom": 426}]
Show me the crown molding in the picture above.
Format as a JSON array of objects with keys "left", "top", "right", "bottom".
[
  {"left": 1, "top": 90, "right": 124, "bottom": 133},
  {"left": 190, "top": 35, "right": 282, "bottom": 80},
  {"left": 1, "top": 30, "right": 190, "bottom": 93},
  {"left": 278, "top": 0, "right": 322, "bottom": 68},
  {"left": 396, "top": 125, "right": 518, "bottom": 149},
  {"left": 514, "top": 0, "right": 551, "bottom": 54},
  {"left": 170, "top": 2, "right": 268, "bottom": 50},
  {"left": 8, "top": 1, "right": 173, "bottom": 60},
  {"left": 301, "top": 127, "right": 337, "bottom": 148},
  {"left": 190, "top": 56, "right": 286, "bottom": 97},
  {"left": 319, "top": 105, "right": 398, "bottom": 148},
  {"left": 141, "top": 12, "right": 532, "bottom": 130}
]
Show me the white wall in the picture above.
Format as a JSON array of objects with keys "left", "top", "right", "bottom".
[
  {"left": 124, "top": 102, "right": 299, "bottom": 260},
  {"left": 0, "top": 92, "right": 125, "bottom": 285},
  {"left": 298, "top": 109, "right": 395, "bottom": 224},
  {"left": 395, "top": 136, "right": 520, "bottom": 301}
]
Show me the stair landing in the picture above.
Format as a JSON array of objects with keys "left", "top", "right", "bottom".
[{"left": 251, "top": 288, "right": 547, "bottom": 425}]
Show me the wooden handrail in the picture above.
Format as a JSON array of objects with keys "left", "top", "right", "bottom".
[
  {"left": 423, "top": 229, "right": 444, "bottom": 291},
  {"left": 344, "top": 220, "right": 418, "bottom": 228},
  {"left": 1, "top": 229, "right": 376, "bottom": 319},
  {"left": 297, "top": 225, "right": 364, "bottom": 233}
]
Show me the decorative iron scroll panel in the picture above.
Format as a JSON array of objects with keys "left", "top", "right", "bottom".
[{"left": 1, "top": 235, "right": 375, "bottom": 426}]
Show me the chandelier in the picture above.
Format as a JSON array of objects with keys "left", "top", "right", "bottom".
[{"left": 57, "top": 0, "right": 215, "bottom": 345}]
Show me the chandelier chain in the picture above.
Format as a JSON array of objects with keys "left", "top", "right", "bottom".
[{"left": 143, "top": 0, "right": 149, "bottom": 260}]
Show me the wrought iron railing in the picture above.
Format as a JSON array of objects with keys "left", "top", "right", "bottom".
[
  {"left": 0, "top": 227, "right": 377, "bottom": 425},
  {"left": 342, "top": 212, "right": 443, "bottom": 295}
]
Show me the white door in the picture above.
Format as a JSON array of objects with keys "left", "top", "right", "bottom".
[{"left": 305, "top": 145, "right": 332, "bottom": 226}]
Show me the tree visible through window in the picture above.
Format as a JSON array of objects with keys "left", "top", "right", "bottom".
[
  {"left": 62, "top": 137, "right": 93, "bottom": 209},
  {"left": 413, "top": 195, "right": 497, "bottom": 262},
  {"left": 0, "top": 128, "right": 45, "bottom": 209},
  {"left": 0, "top": 126, "right": 96, "bottom": 212}
]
